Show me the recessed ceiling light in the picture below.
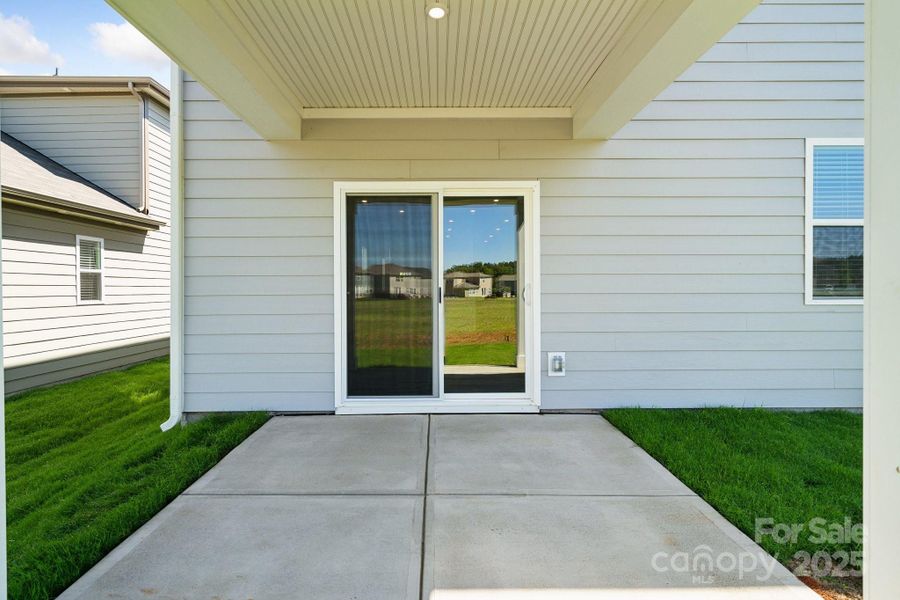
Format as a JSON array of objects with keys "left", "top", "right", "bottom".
[
  {"left": 426, "top": 2, "right": 447, "bottom": 19},
  {"left": 504, "top": 219, "right": 509, "bottom": 222},
  {"left": 493, "top": 198, "right": 499, "bottom": 203},
  {"left": 469, "top": 209, "right": 476, "bottom": 213},
  {"left": 361, "top": 199, "right": 368, "bottom": 203},
  {"left": 495, "top": 227, "right": 501, "bottom": 231},
  {"left": 449, "top": 219, "right": 454, "bottom": 223},
  {"left": 489, "top": 234, "right": 494, "bottom": 238},
  {"left": 399, "top": 209, "right": 405, "bottom": 213}
]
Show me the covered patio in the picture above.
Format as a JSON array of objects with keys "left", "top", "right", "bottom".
[
  {"left": 58, "top": 414, "right": 816, "bottom": 599},
  {"left": 29, "top": 0, "right": 893, "bottom": 597}
]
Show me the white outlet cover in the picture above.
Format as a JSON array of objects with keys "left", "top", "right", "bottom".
[{"left": 547, "top": 352, "right": 566, "bottom": 376}]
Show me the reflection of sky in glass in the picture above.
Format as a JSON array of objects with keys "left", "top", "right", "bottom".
[
  {"left": 444, "top": 202, "right": 517, "bottom": 267},
  {"left": 353, "top": 199, "right": 432, "bottom": 270},
  {"left": 813, "top": 226, "right": 863, "bottom": 258}
]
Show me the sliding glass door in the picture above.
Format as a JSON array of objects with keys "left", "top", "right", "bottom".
[
  {"left": 339, "top": 184, "right": 536, "bottom": 411},
  {"left": 346, "top": 195, "right": 435, "bottom": 396},
  {"left": 442, "top": 197, "right": 525, "bottom": 394}
]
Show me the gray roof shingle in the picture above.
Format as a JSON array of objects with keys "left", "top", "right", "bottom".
[{"left": 0, "top": 132, "right": 152, "bottom": 222}]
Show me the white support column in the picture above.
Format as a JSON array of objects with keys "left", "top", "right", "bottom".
[
  {"left": 0, "top": 100, "right": 8, "bottom": 600},
  {"left": 864, "top": 1, "right": 900, "bottom": 597}
]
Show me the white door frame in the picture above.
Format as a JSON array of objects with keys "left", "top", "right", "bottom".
[{"left": 333, "top": 180, "right": 541, "bottom": 414}]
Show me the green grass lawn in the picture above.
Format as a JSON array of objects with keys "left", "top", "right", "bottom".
[
  {"left": 603, "top": 408, "right": 862, "bottom": 569},
  {"left": 6, "top": 358, "right": 269, "bottom": 600}
]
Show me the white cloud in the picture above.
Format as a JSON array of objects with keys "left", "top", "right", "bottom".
[
  {"left": 0, "top": 13, "right": 64, "bottom": 66},
  {"left": 89, "top": 21, "right": 168, "bottom": 69}
]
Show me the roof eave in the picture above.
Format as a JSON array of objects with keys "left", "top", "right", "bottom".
[
  {"left": 0, "top": 76, "right": 170, "bottom": 108},
  {"left": 2, "top": 188, "right": 164, "bottom": 231}
]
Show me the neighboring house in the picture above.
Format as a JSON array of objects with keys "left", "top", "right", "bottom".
[
  {"left": 108, "top": 0, "right": 865, "bottom": 422},
  {"left": 358, "top": 264, "right": 432, "bottom": 299},
  {"left": 0, "top": 77, "right": 171, "bottom": 394},
  {"left": 495, "top": 275, "right": 518, "bottom": 297},
  {"left": 444, "top": 272, "right": 493, "bottom": 298}
]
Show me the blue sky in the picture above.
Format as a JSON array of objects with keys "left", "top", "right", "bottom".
[{"left": 0, "top": 0, "right": 170, "bottom": 87}]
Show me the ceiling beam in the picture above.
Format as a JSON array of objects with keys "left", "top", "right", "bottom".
[
  {"left": 572, "top": 0, "right": 760, "bottom": 140},
  {"left": 106, "top": 0, "right": 303, "bottom": 140},
  {"left": 303, "top": 107, "right": 573, "bottom": 120}
]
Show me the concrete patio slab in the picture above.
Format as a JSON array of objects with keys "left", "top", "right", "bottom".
[
  {"left": 428, "top": 414, "right": 693, "bottom": 496},
  {"left": 59, "top": 494, "right": 423, "bottom": 600},
  {"left": 188, "top": 414, "right": 428, "bottom": 494},
  {"left": 59, "top": 414, "right": 819, "bottom": 599},
  {"left": 423, "top": 495, "right": 816, "bottom": 599}
]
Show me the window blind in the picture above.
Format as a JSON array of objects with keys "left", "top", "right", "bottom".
[
  {"left": 79, "top": 238, "right": 101, "bottom": 270},
  {"left": 80, "top": 272, "right": 102, "bottom": 302},
  {"left": 812, "top": 145, "right": 864, "bottom": 219},
  {"left": 78, "top": 238, "right": 103, "bottom": 302}
]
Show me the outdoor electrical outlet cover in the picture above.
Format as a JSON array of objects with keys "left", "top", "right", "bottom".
[{"left": 548, "top": 352, "right": 566, "bottom": 376}]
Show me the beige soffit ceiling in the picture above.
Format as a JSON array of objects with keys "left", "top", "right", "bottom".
[{"left": 107, "top": 0, "right": 760, "bottom": 139}]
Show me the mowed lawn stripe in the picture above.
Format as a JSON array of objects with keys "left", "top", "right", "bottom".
[{"left": 6, "top": 358, "right": 269, "bottom": 600}]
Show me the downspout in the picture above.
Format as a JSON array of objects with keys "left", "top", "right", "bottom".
[
  {"left": 127, "top": 81, "right": 149, "bottom": 213},
  {"left": 161, "top": 64, "right": 184, "bottom": 431}
]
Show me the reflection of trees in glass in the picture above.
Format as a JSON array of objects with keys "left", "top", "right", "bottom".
[
  {"left": 812, "top": 226, "right": 863, "bottom": 297},
  {"left": 445, "top": 260, "right": 516, "bottom": 277},
  {"left": 813, "top": 254, "right": 863, "bottom": 296}
]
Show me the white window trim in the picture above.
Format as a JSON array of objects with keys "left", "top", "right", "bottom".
[
  {"left": 76, "top": 235, "right": 104, "bottom": 305},
  {"left": 804, "top": 137, "right": 865, "bottom": 305}
]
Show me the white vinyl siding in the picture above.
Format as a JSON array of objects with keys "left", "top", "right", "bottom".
[
  {"left": 1, "top": 94, "right": 172, "bottom": 389},
  {"left": 2, "top": 207, "right": 170, "bottom": 368},
  {"left": 76, "top": 236, "right": 104, "bottom": 303},
  {"left": 180, "top": 0, "right": 863, "bottom": 412},
  {"left": 804, "top": 139, "right": 864, "bottom": 304},
  {"left": 0, "top": 95, "right": 143, "bottom": 209}
]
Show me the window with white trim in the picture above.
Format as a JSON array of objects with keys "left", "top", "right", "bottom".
[
  {"left": 76, "top": 236, "right": 104, "bottom": 303},
  {"left": 805, "top": 139, "right": 864, "bottom": 304}
]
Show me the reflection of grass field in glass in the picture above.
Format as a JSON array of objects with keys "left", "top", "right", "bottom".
[
  {"left": 354, "top": 298, "right": 432, "bottom": 367},
  {"left": 445, "top": 297, "right": 517, "bottom": 366},
  {"left": 352, "top": 297, "right": 517, "bottom": 367}
]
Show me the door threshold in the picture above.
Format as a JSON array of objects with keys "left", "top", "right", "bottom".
[{"left": 336, "top": 399, "right": 539, "bottom": 415}]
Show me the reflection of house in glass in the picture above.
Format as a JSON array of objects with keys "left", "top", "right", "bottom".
[
  {"left": 444, "top": 272, "right": 493, "bottom": 297},
  {"left": 354, "top": 263, "right": 432, "bottom": 298},
  {"left": 495, "top": 274, "right": 518, "bottom": 297}
]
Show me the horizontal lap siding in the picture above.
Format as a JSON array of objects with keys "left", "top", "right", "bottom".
[
  {"left": 2, "top": 208, "right": 170, "bottom": 365},
  {"left": 0, "top": 96, "right": 143, "bottom": 208},
  {"left": 142, "top": 99, "right": 173, "bottom": 357},
  {"left": 541, "top": 0, "right": 864, "bottom": 408},
  {"left": 181, "top": 0, "right": 863, "bottom": 412}
]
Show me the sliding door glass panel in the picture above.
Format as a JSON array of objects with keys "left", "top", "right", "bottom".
[
  {"left": 347, "top": 195, "right": 434, "bottom": 396},
  {"left": 443, "top": 197, "right": 525, "bottom": 393}
]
